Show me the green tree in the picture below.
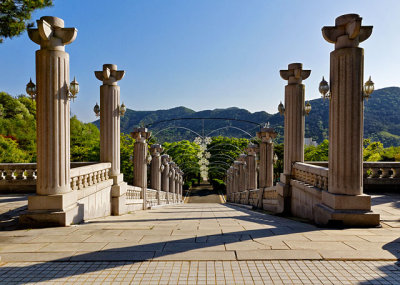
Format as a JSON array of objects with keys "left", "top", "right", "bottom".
[
  {"left": 0, "top": 0, "right": 53, "bottom": 43},
  {"left": 304, "top": 140, "right": 329, "bottom": 161},
  {"left": 70, "top": 115, "right": 100, "bottom": 162},
  {"left": 0, "top": 135, "right": 29, "bottom": 162},
  {"left": 120, "top": 133, "right": 135, "bottom": 184}
]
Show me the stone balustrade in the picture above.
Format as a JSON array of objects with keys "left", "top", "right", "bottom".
[
  {"left": 126, "top": 185, "right": 142, "bottom": 200},
  {"left": 69, "top": 163, "right": 111, "bottom": 191},
  {"left": 292, "top": 162, "right": 328, "bottom": 191}
]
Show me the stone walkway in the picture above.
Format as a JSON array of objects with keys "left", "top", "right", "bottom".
[{"left": 0, "top": 197, "right": 399, "bottom": 284}]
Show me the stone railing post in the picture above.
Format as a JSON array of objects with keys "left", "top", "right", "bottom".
[
  {"left": 95, "top": 64, "right": 127, "bottom": 215},
  {"left": 276, "top": 63, "right": 310, "bottom": 214},
  {"left": 233, "top": 161, "right": 241, "bottom": 203},
  {"left": 316, "top": 14, "right": 379, "bottom": 226},
  {"left": 257, "top": 125, "right": 277, "bottom": 189},
  {"left": 175, "top": 166, "right": 180, "bottom": 203},
  {"left": 150, "top": 144, "right": 163, "bottom": 205},
  {"left": 161, "top": 155, "right": 170, "bottom": 204},
  {"left": 131, "top": 128, "right": 151, "bottom": 210},
  {"left": 169, "top": 162, "right": 176, "bottom": 203},
  {"left": 21, "top": 17, "right": 80, "bottom": 226}
]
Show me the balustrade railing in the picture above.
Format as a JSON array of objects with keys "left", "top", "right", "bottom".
[
  {"left": 70, "top": 163, "right": 111, "bottom": 191},
  {"left": 363, "top": 162, "right": 400, "bottom": 179},
  {"left": 292, "top": 162, "right": 328, "bottom": 191},
  {"left": 126, "top": 186, "right": 142, "bottom": 200}
]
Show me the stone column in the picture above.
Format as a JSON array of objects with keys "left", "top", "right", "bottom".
[
  {"left": 238, "top": 154, "right": 247, "bottom": 192},
  {"left": 21, "top": 16, "right": 80, "bottom": 226},
  {"left": 131, "top": 128, "right": 151, "bottom": 210},
  {"left": 161, "top": 154, "right": 170, "bottom": 204},
  {"left": 226, "top": 168, "right": 231, "bottom": 202},
  {"left": 175, "top": 167, "right": 180, "bottom": 203},
  {"left": 150, "top": 144, "right": 163, "bottom": 205},
  {"left": 179, "top": 170, "right": 184, "bottom": 202},
  {"left": 316, "top": 14, "right": 379, "bottom": 226},
  {"left": 257, "top": 126, "right": 277, "bottom": 188},
  {"left": 233, "top": 161, "right": 241, "bottom": 203},
  {"left": 95, "top": 64, "right": 127, "bottom": 215},
  {"left": 276, "top": 63, "right": 310, "bottom": 214},
  {"left": 246, "top": 144, "right": 257, "bottom": 190},
  {"left": 169, "top": 162, "right": 176, "bottom": 203}
]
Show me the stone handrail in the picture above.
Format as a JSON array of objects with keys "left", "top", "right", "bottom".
[
  {"left": 292, "top": 162, "right": 328, "bottom": 191},
  {"left": 70, "top": 163, "right": 111, "bottom": 191},
  {"left": 363, "top": 162, "right": 400, "bottom": 179},
  {"left": 146, "top": 189, "right": 158, "bottom": 200},
  {"left": 126, "top": 185, "right": 142, "bottom": 200}
]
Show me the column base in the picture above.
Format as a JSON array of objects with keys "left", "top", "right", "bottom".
[
  {"left": 314, "top": 203, "right": 380, "bottom": 227},
  {"left": 276, "top": 180, "right": 291, "bottom": 214},
  {"left": 111, "top": 182, "right": 127, "bottom": 216},
  {"left": 20, "top": 204, "right": 82, "bottom": 227}
]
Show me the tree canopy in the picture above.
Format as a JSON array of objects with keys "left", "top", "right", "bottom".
[{"left": 0, "top": 0, "right": 53, "bottom": 43}]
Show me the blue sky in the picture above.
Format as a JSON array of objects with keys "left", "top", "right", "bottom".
[{"left": 1, "top": 0, "right": 399, "bottom": 122}]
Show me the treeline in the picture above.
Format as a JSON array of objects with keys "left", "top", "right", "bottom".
[{"left": 1, "top": 92, "right": 399, "bottom": 189}]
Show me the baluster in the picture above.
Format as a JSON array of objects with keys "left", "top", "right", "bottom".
[
  {"left": 78, "top": 175, "right": 84, "bottom": 190},
  {"left": 97, "top": 170, "right": 102, "bottom": 183},
  {"left": 71, "top": 177, "right": 78, "bottom": 190},
  {"left": 393, "top": 167, "right": 400, "bottom": 178},
  {"left": 363, "top": 167, "right": 369, "bottom": 179},
  {"left": 105, "top": 169, "right": 110, "bottom": 180},
  {"left": 84, "top": 174, "right": 89, "bottom": 188},
  {"left": 380, "top": 167, "right": 390, "bottom": 178},
  {"left": 5, "top": 169, "right": 15, "bottom": 180},
  {"left": 15, "top": 169, "right": 25, "bottom": 180},
  {"left": 0, "top": 170, "right": 4, "bottom": 180},
  {"left": 371, "top": 167, "right": 380, "bottom": 178},
  {"left": 26, "top": 169, "right": 36, "bottom": 180}
]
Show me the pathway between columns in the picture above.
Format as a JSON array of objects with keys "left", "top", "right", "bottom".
[
  {"left": 0, "top": 199, "right": 400, "bottom": 283},
  {"left": 185, "top": 184, "right": 224, "bottom": 203}
]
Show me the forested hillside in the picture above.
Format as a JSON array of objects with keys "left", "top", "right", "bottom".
[{"left": 93, "top": 87, "right": 400, "bottom": 146}]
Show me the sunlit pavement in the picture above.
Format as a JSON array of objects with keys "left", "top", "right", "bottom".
[{"left": 0, "top": 194, "right": 399, "bottom": 284}]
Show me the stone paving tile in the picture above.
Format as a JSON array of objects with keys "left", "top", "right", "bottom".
[
  {"left": 236, "top": 249, "right": 323, "bottom": 260},
  {"left": 1, "top": 260, "right": 397, "bottom": 284}
]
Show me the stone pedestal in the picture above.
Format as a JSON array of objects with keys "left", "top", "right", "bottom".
[
  {"left": 132, "top": 128, "right": 151, "bottom": 210},
  {"left": 150, "top": 144, "right": 163, "bottom": 205},
  {"left": 20, "top": 16, "right": 80, "bottom": 227},
  {"left": 95, "top": 64, "right": 127, "bottom": 216},
  {"left": 316, "top": 14, "right": 379, "bottom": 227},
  {"left": 276, "top": 63, "right": 310, "bottom": 214},
  {"left": 161, "top": 155, "right": 170, "bottom": 203}
]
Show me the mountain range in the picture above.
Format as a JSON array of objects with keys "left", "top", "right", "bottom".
[{"left": 92, "top": 87, "right": 400, "bottom": 147}]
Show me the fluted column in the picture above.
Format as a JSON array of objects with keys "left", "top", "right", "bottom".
[
  {"left": 233, "top": 161, "right": 241, "bottom": 203},
  {"left": 257, "top": 126, "right": 277, "bottom": 188},
  {"left": 169, "top": 162, "right": 176, "bottom": 203},
  {"left": 150, "top": 144, "right": 163, "bottom": 205},
  {"left": 175, "top": 167, "right": 180, "bottom": 203},
  {"left": 161, "top": 155, "right": 170, "bottom": 204},
  {"left": 95, "top": 64, "right": 127, "bottom": 215},
  {"left": 316, "top": 14, "right": 379, "bottom": 226},
  {"left": 246, "top": 144, "right": 257, "bottom": 190},
  {"left": 132, "top": 128, "right": 151, "bottom": 210},
  {"left": 21, "top": 16, "right": 80, "bottom": 226},
  {"left": 276, "top": 63, "right": 310, "bottom": 214},
  {"left": 238, "top": 154, "right": 247, "bottom": 193}
]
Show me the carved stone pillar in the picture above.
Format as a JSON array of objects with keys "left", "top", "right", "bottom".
[
  {"left": 175, "top": 167, "right": 180, "bottom": 203},
  {"left": 169, "top": 162, "right": 176, "bottom": 203},
  {"left": 95, "top": 64, "right": 127, "bottom": 215},
  {"left": 238, "top": 154, "right": 247, "bottom": 193},
  {"left": 276, "top": 63, "right": 310, "bottom": 214},
  {"left": 257, "top": 126, "right": 277, "bottom": 188},
  {"left": 21, "top": 16, "right": 80, "bottom": 226},
  {"left": 233, "top": 161, "right": 241, "bottom": 203},
  {"left": 161, "top": 154, "right": 170, "bottom": 204},
  {"left": 150, "top": 144, "right": 163, "bottom": 205},
  {"left": 132, "top": 128, "right": 151, "bottom": 210},
  {"left": 316, "top": 14, "right": 379, "bottom": 226},
  {"left": 246, "top": 144, "right": 257, "bottom": 190}
]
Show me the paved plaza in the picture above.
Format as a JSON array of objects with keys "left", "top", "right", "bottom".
[{"left": 0, "top": 193, "right": 399, "bottom": 284}]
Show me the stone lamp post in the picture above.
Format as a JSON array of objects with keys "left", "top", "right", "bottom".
[
  {"left": 315, "top": 14, "right": 379, "bottom": 226},
  {"left": 95, "top": 64, "right": 127, "bottom": 215},
  {"left": 132, "top": 128, "right": 151, "bottom": 210},
  {"left": 276, "top": 63, "right": 310, "bottom": 214},
  {"left": 257, "top": 125, "right": 277, "bottom": 189},
  {"left": 21, "top": 16, "right": 80, "bottom": 226},
  {"left": 161, "top": 154, "right": 170, "bottom": 203},
  {"left": 150, "top": 144, "right": 163, "bottom": 205}
]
